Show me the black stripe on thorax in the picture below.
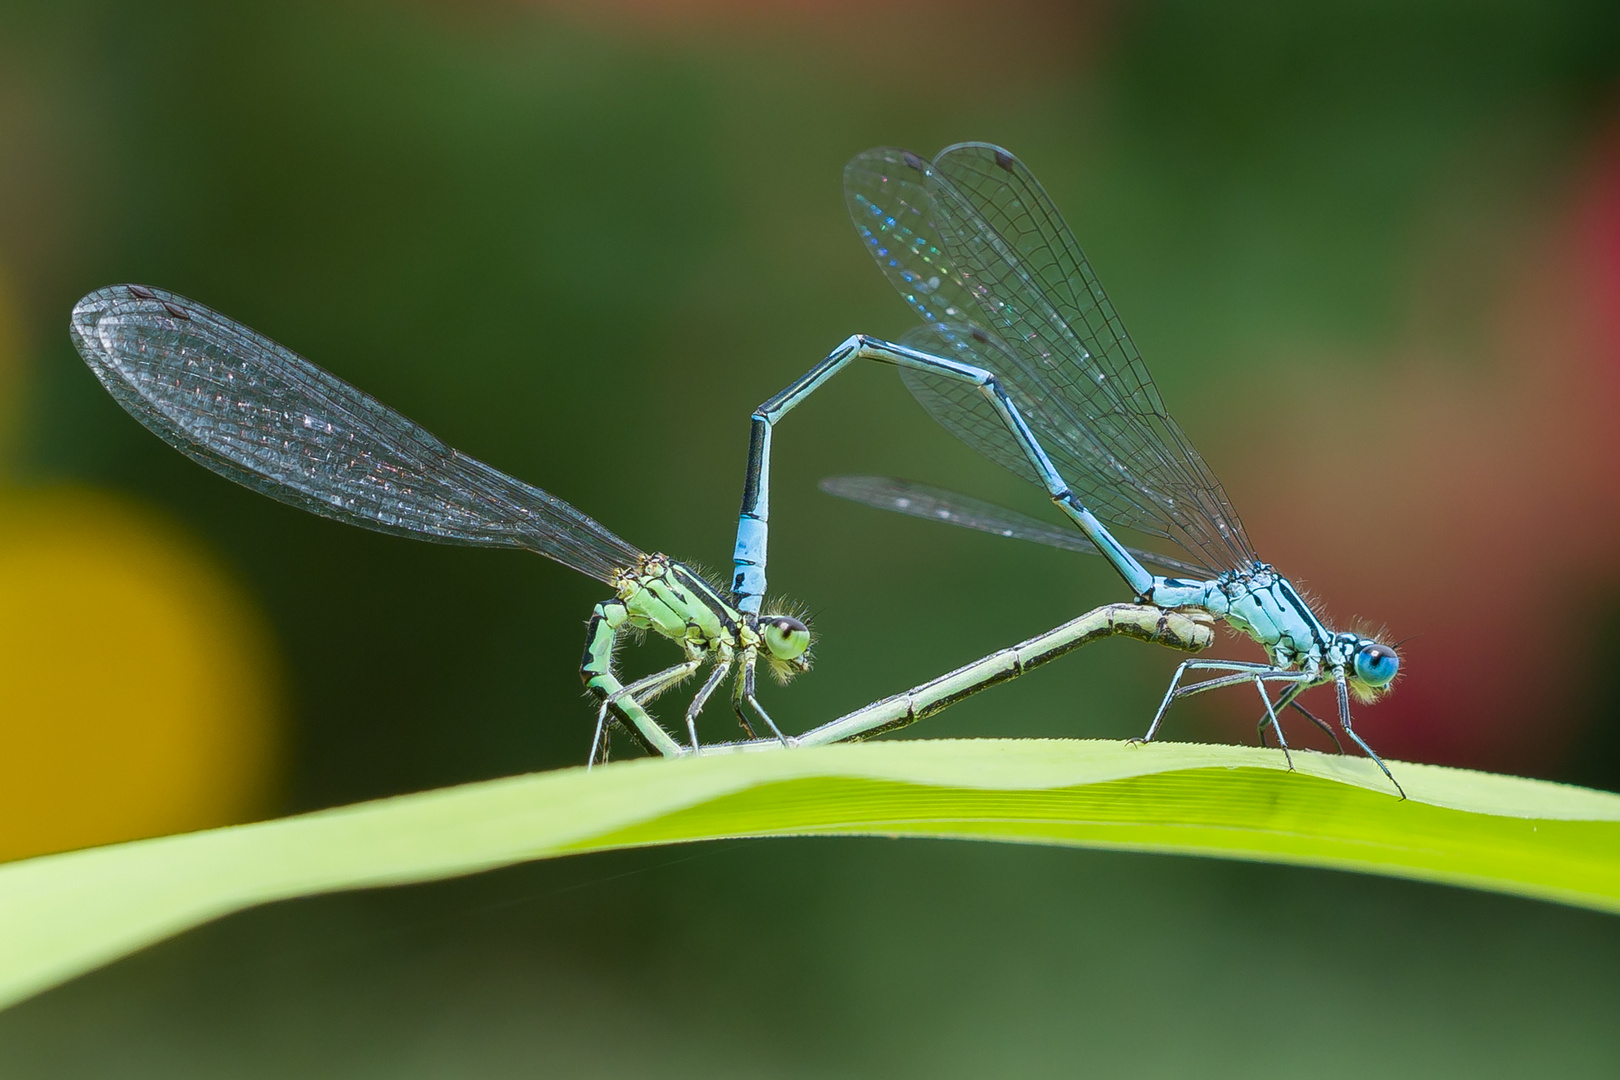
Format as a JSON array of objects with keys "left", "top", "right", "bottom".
[
  {"left": 1272, "top": 577, "right": 1328, "bottom": 651},
  {"left": 671, "top": 563, "right": 738, "bottom": 634}
]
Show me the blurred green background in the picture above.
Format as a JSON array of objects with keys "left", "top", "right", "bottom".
[{"left": 2, "top": 0, "right": 1620, "bottom": 1074}]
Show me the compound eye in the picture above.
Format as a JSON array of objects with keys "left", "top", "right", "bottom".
[
  {"left": 763, "top": 616, "right": 810, "bottom": 661},
  {"left": 1354, "top": 642, "right": 1400, "bottom": 687}
]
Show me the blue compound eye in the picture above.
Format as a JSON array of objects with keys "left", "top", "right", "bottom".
[{"left": 1354, "top": 643, "right": 1400, "bottom": 686}]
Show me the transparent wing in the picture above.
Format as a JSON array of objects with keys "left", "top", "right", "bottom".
[
  {"left": 71, "top": 284, "right": 645, "bottom": 584},
  {"left": 819, "top": 476, "right": 1207, "bottom": 578},
  {"left": 896, "top": 321, "right": 1173, "bottom": 534},
  {"left": 844, "top": 145, "right": 1254, "bottom": 573},
  {"left": 842, "top": 150, "right": 1161, "bottom": 534},
  {"left": 928, "top": 143, "right": 1251, "bottom": 565}
]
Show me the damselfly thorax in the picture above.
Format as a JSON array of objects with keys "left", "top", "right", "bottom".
[
  {"left": 1138, "top": 562, "right": 1399, "bottom": 760},
  {"left": 582, "top": 554, "right": 810, "bottom": 761},
  {"left": 1149, "top": 562, "right": 1333, "bottom": 669}
]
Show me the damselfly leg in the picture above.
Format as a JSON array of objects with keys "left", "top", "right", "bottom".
[
  {"left": 1337, "top": 673, "right": 1405, "bottom": 799},
  {"left": 1138, "top": 659, "right": 1314, "bottom": 748},
  {"left": 588, "top": 651, "right": 706, "bottom": 767},
  {"left": 684, "top": 659, "right": 733, "bottom": 750},
  {"left": 1251, "top": 676, "right": 1292, "bottom": 767},
  {"left": 1257, "top": 685, "right": 1345, "bottom": 753},
  {"left": 733, "top": 650, "right": 794, "bottom": 747}
]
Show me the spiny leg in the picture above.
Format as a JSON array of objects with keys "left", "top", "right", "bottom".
[
  {"left": 588, "top": 656, "right": 703, "bottom": 769},
  {"left": 1286, "top": 695, "right": 1345, "bottom": 753},
  {"left": 1335, "top": 671, "right": 1406, "bottom": 800},
  {"left": 587, "top": 714, "right": 656, "bottom": 770},
  {"left": 617, "top": 652, "right": 706, "bottom": 707},
  {"left": 1180, "top": 669, "right": 1291, "bottom": 697},
  {"left": 580, "top": 608, "right": 685, "bottom": 759},
  {"left": 1137, "top": 658, "right": 1197, "bottom": 744},
  {"left": 733, "top": 648, "right": 791, "bottom": 746},
  {"left": 1253, "top": 677, "right": 1293, "bottom": 770},
  {"left": 587, "top": 688, "right": 654, "bottom": 769},
  {"left": 743, "top": 693, "right": 792, "bottom": 747},
  {"left": 730, "top": 652, "right": 759, "bottom": 740},
  {"left": 588, "top": 705, "right": 612, "bottom": 770},
  {"left": 1257, "top": 684, "right": 1334, "bottom": 749},
  {"left": 608, "top": 656, "right": 704, "bottom": 740},
  {"left": 1136, "top": 659, "right": 1286, "bottom": 744},
  {"left": 683, "top": 658, "right": 731, "bottom": 751}
]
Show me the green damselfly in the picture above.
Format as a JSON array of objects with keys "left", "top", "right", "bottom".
[{"left": 70, "top": 285, "right": 812, "bottom": 765}]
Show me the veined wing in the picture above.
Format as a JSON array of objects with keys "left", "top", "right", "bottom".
[
  {"left": 820, "top": 476, "right": 1207, "bottom": 578},
  {"left": 927, "top": 143, "right": 1251, "bottom": 566},
  {"left": 71, "top": 284, "right": 645, "bottom": 584},
  {"left": 844, "top": 145, "right": 1254, "bottom": 574}
]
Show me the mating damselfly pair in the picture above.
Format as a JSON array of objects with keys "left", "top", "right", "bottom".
[{"left": 69, "top": 142, "right": 1404, "bottom": 794}]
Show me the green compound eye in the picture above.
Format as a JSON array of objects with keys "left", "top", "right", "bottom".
[{"left": 763, "top": 616, "right": 810, "bottom": 661}]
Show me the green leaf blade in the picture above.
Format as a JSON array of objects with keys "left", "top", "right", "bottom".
[{"left": 2, "top": 739, "right": 1617, "bottom": 1014}]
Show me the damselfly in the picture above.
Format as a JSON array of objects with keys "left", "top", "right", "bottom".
[
  {"left": 732, "top": 145, "right": 1405, "bottom": 795},
  {"left": 70, "top": 285, "right": 813, "bottom": 765}
]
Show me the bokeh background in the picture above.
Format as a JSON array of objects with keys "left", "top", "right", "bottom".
[{"left": 2, "top": 0, "right": 1619, "bottom": 1074}]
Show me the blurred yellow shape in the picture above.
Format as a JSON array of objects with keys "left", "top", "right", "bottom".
[{"left": 0, "top": 488, "right": 281, "bottom": 861}]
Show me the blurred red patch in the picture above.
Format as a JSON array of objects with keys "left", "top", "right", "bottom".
[{"left": 1229, "top": 115, "right": 1620, "bottom": 775}]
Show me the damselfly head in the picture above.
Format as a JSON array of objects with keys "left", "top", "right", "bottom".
[
  {"left": 1348, "top": 639, "right": 1400, "bottom": 702},
  {"left": 760, "top": 606, "right": 812, "bottom": 683}
]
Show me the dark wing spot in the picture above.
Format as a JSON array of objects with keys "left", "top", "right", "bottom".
[
  {"left": 127, "top": 284, "right": 156, "bottom": 300},
  {"left": 971, "top": 327, "right": 989, "bottom": 343},
  {"left": 160, "top": 301, "right": 190, "bottom": 321},
  {"left": 994, "top": 150, "right": 1014, "bottom": 171},
  {"left": 901, "top": 150, "right": 925, "bottom": 172}
]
